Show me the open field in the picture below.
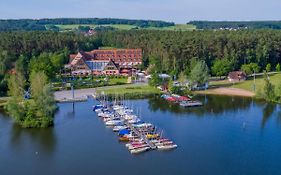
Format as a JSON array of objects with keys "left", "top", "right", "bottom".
[
  {"left": 147, "top": 24, "right": 196, "bottom": 31},
  {"left": 55, "top": 24, "right": 196, "bottom": 31},
  {"left": 56, "top": 24, "right": 138, "bottom": 30}
]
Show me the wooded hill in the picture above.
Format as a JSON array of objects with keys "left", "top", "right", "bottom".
[
  {"left": 189, "top": 21, "right": 281, "bottom": 30},
  {"left": 0, "top": 18, "right": 175, "bottom": 31}
]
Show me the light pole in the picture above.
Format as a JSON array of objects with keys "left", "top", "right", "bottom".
[{"left": 253, "top": 70, "right": 256, "bottom": 92}]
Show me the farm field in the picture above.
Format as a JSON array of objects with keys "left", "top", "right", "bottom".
[{"left": 54, "top": 24, "right": 196, "bottom": 31}]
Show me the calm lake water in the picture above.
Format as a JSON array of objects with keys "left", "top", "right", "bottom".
[{"left": 1, "top": 95, "right": 281, "bottom": 175}]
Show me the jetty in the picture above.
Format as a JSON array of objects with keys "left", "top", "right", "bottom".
[
  {"left": 124, "top": 121, "right": 156, "bottom": 149},
  {"left": 94, "top": 99, "right": 177, "bottom": 154}
]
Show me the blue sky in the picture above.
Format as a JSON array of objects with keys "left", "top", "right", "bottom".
[{"left": 0, "top": 0, "right": 280, "bottom": 23}]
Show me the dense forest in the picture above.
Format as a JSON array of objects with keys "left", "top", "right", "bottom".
[
  {"left": 0, "top": 18, "right": 175, "bottom": 31},
  {"left": 100, "top": 30, "right": 281, "bottom": 74},
  {"left": 1, "top": 29, "right": 281, "bottom": 96},
  {"left": 189, "top": 21, "right": 281, "bottom": 30}
]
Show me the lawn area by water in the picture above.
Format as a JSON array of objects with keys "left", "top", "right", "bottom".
[
  {"left": 232, "top": 73, "right": 281, "bottom": 92},
  {"left": 210, "top": 73, "right": 281, "bottom": 93},
  {"left": 96, "top": 84, "right": 161, "bottom": 96}
]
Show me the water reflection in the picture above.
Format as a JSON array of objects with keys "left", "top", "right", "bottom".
[
  {"left": 261, "top": 103, "right": 277, "bottom": 128},
  {"left": 148, "top": 95, "right": 253, "bottom": 116},
  {"left": 10, "top": 123, "right": 57, "bottom": 155}
]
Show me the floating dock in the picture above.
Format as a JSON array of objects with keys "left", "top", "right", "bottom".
[
  {"left": 94, "top": 101, "right": 177, "bottom": 154},
  {"left": 124, "top": 121, "right": 156, "bottom": 149}
]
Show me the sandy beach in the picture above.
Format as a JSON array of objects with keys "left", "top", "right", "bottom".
[{"left": 195, "top": 87, "right": 255, "bottom": 97}]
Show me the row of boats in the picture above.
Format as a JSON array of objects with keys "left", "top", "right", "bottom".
[
  {"left": 161, "top": 94, "right": 203, "bottom": 107},
  {"left": 93, "top": 103, "right": 177, "bottom": 154}
]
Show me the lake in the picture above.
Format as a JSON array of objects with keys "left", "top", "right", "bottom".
[{"left": 1, "top": 95, "right": 281, "bottom": 175}]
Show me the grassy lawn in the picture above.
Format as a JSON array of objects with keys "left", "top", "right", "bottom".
[
  {"left": 96, "top": 84, "right": 161, "bottom": 96},
  {"left": 210, "top": 73, "right": 281, "bottom": 93},
  {"left": 232, "top": 73, "right": 281, "bottom": 92},
  {"left": 55, "top": 24, "right": 196, "bottom": 31}
]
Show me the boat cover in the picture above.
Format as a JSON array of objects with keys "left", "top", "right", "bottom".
[{"left": 119, "top": 129, "right": 130, "bottom": 135}]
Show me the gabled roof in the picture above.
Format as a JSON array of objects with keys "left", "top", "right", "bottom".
[
  {"left": 69, "top": 54, "right": 91, "bottom": 70},
  {"left": 104, "top": 59, "right": 119, "bottom": 70}
]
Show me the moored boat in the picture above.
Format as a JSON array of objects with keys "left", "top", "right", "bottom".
[
  {"left": 130, "top": 147, "right": 150, "bottom": 154},
  {"left": 179, "top": 100, "right": 202, "bottom": 107},
  {"left": 119, "top": 136, "right": 130, "bottom": 142},
  {"left": 113, "top": 126, "right": 127, "bottom": 132},
  {"left": 157, "top": 143, "right": 178, "bottom": 150}
]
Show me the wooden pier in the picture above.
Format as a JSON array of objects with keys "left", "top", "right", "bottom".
[
  {"left": 114, "top": 110, "right": 156, "bottom": 150},
  {"left": 126, "top": 123, "right": 157, "bottom": 149}
]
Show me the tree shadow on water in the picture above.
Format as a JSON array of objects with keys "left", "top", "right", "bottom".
[
  {"left": 10, "top": 123, "right": 57, "bottom": 156},
  {"left": 148, "top": 95, "right": 253, "bottom": 117},
  {"left": 261, "top": 103, "right": 277, "bottom": 129}
]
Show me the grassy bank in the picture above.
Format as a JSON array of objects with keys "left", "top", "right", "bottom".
[
  {"left": 210, "top": 73, "right": 281, "bottom": 93},
  {"left": 232, "top": 73, "right": 281, "bottom": 92},
  {"left": 95, "top": 84, "right": 162, "bottom": 99}
]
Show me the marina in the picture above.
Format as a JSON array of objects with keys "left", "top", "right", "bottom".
[
  {"left": 1, "top": 95, "right": 281, "bottom": 175},
  {"left": 93, "top": 99, "right": 177, "bottom": 154}
]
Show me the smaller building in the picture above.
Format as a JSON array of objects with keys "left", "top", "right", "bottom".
[{"left": 228, "top": 71, "right": 247, "bottom": 82}]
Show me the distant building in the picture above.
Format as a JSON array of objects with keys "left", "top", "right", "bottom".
[
  {"left": 65, "top": 48, "right": 142, "bottom": 76},
  {"left": 228, "top": 71, "right": 247, "bottom": 82}
]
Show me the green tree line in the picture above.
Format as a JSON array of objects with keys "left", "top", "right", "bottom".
[
  {"left": 0, "top": 18, "right": 175, "bottom": 31},
  {"left": 1, "top": 30, "right": 281, "bottom": 96},
  {"left": 100, "top": 30, "right": 281, "bottom": 76},
  {"left": 189, "top": 21, "right": 281, "bottom": 30}
]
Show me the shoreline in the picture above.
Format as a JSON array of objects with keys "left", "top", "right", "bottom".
[{"left": 194, "top": 87, "right": 255, "bottom": 97}]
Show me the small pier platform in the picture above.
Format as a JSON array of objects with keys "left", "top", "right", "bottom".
[{"left": 127, "top": 123, "right": 157, "bottom": 149}]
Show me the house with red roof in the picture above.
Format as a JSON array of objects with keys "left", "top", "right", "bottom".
[{"left": 228, "top": 71, "right": 247, "bottom": 82}]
